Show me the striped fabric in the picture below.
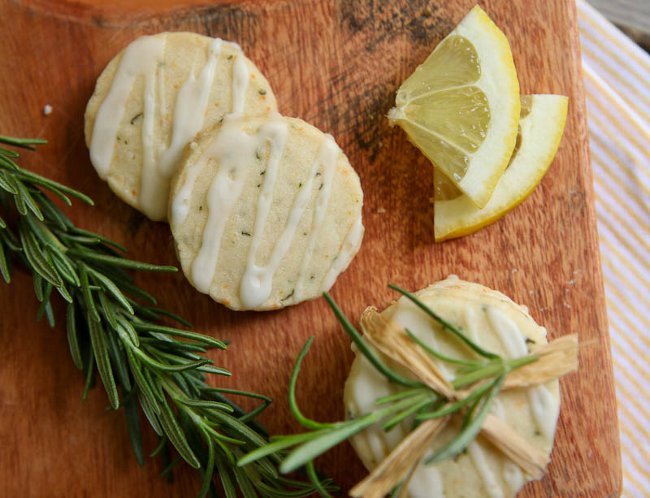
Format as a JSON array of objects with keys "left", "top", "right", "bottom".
[{"left": 578, "top": 2, "right": 650, "bottom": 496}]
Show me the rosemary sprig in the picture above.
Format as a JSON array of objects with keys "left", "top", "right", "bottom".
[
  {"left": 0, "top": 136, "right": 334, "bottom": 497},
  {"left": 240, "top": 286, "right": 541, "bottom": 487}
]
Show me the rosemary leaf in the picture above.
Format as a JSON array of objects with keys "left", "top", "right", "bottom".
[
  {"left": 239, "top": 433, "right": 318, "bottom": 467},
  {"left": 416, "top": 379, "right": 496, "bottom": 421},
  {"left": 425, "top": 375, "right": 506, "bottom": 464},
  {"left": 158, "top": 396, "right": 201, "bottom": 469},
  {"left": 216, "top": 453, "right": 238, "bottom": 498},
  {"left": 382, "top": 394, "right": 435, "bottom": 432},
  {"left": 233, "top": 465, "right": 258, "bottom": 498},
  {"left": 82, "top": 343, "right": 96, "bottom": 400},
  {"left": 197, "top": 434, "right": 216, "bottom": 498},
  {"left": 67, "top": 248, "right": 177, "bottom": 272},
  {"left": 124, "top": 392, "right": 145, "bottom": 466},
  {"left": 14, "top": 169, "right": 93, "bottom": 205},
  {"left": 323, "top": 292, "right": 421, "bottom": 388},
  {"left": 280, "top": 416, "right": 380, "bottom": 474},
  {"left": 375, "top": 388, "right": 424, "bottom": 405},
  {"left": 306, "top": 461, "right": 333, "bottom": 498},
  {"left": 0, "top": 135, "right": 47, "bottom": 149},
  {"left": 139, "top": 393, "right": 164, "bottom": 437},
  {"left": 106, "top": 327, "right": 132, "bottom": 391},
  {"left": 0, "top": 235, "right": 10, "bottom": 283},
  {"left": 0, "top": 170, "right": 18, "bottom": 194},
  {"left": 65, "top": 302, "right": 83, "bottom": 370},
  {"left": 389, "top": 284, "right": 499, "bottom": 360},
  {"left": 87, "top": 311, "right": 120, "bottom": 409},
  {"left": 288, "top": 336, "right": 335, "bottom": 430},
  {"left": 405, "top": 328, "right": 482, "bottom": 367},
  {"left": 132, "top": 322, "right": 226, "bottom": 348},
  {"left": 175, "top": 398, "right": 235, "bottom": 414},
  {"left": 87, "top": 266, "right": 135, "bottom": 314},
  {"left": 19, "top": 222, "right": 62, "bottom": 286}
]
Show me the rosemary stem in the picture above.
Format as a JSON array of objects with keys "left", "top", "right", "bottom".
[{"left": 452, "top": 355, "right": 537, "bottom": 389}]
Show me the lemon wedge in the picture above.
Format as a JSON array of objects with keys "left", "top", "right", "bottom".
[
  {"left": 388, "top": 5, "right": 520, "bottom": 208},
  {"left": 434, "top": 94, "right": 568, "bottom": 241}
]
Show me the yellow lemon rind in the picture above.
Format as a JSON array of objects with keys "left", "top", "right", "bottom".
[
  {"left": 434, "top": 94, "right": 568, "bottom": 241},
  {"left": 454, "top": 5, "right": 521, "bottom": 207}
]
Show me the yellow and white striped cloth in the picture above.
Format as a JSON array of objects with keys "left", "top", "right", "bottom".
[{"left": 579, "top": 2, "right": 650, "bottom": 496}]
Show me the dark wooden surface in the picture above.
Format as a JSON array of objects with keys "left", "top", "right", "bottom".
[{"left": 0, "top": 0, "right": 621, "bottom": 496}]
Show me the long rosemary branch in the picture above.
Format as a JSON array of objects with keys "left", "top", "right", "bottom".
[
  {"left": 239, "top": 287, "right": 540, "bottom": 491},
  {"left": 0, "top": 136, "right": 333, "bottom": 497}
]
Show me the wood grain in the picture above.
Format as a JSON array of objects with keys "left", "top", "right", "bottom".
[{"left": 0, "top": 0, "right": 621, "bottom": 496}]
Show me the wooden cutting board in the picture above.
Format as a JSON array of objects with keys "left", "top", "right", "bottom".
[{"left": 0, "top": 0, "right": 621, "bottom": 496}]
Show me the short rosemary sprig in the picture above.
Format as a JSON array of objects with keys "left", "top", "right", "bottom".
[
  {"left": 0, "top": 136, "right": 334, "bottom": 497},
  {"left": 239, "top": 286, "right": 540, "bottom": 484}
]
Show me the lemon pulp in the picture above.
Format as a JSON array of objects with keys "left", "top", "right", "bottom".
[{"left": 389, "top": 5, "right": 520, "bottom": 207}]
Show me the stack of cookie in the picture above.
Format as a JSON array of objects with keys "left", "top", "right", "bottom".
[{"left": 85, "top": 32, "right": 364, "bottom": 311}]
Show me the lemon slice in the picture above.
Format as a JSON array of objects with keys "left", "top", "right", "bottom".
[
  {"left": 434, "top": 94, "right": 568, "bottom": 241},
  {"left": 388, "top": 5, "right": 520, "bottom": 208}
]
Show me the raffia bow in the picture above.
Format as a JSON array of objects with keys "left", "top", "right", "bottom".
[{"left": 350, "top": 308, "right": 579, "bottom": 498}]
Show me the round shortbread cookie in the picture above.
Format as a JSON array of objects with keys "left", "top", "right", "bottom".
[
  {"left": 344, "top": 276, "right": 560, "bottom": 498},
  {"left": 169, "top": 114, "right": 364, "bottom": 311},
  {"left": 84, "top": 32, "right": 277, "bottom": 221}
]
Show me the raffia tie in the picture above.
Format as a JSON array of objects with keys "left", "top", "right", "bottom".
[{"left": 350, "top": 308, "right": 579, "bottom": 498}]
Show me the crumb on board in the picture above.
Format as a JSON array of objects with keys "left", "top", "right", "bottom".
[{"left": 43, "top": 104, "right": 53, "bottom": 116}]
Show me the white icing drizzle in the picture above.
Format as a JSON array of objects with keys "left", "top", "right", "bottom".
[
  {"left": 293, "top": 136, "right": 339, "bottom": 300},
  {"left": 503, "top": 461, "right": 525, "bottom": 494},
  {"left": 464, "top": 306, "right": 480, "bottom": 343},
  {"left": 393, "top": 302, "right": 454, "bottom": 380},
  {"left": 171, "top": 148, "right": 208, "bottom": 225},
  {"left": 491, "top": 398, "right": 506, "bottom": 419},
  {"left": 408, "top": 461, "right": 445, "bottom": 498},
  {"left": 486, "top": 308, "right": 557, "bottom": 446},
  {"left": 157, "top": 60, "right": 167, "bottom": 129},
  {"left": 190, "top": 115, "right": 287, "bottom": 293},
  {"left": 487, "top": 308, "right": 528, "bottom": 358},
  {"left": 490, "top": 366, "right": 526, "bottom": 495},
  {"left": 349, "top": 357, "right": 391, "bottom": 413},
  {"left": 138, "top": 50, "right": 162, "bottom": 220},
  {"left": 158, "top": 39, "right": 223, "bottom": 177},
  {"left": 320, "top": 216, "right": 364, "bottom": 291},
  {"left": 468, "top": 443, "right": 505, "bottom": 498},
  {"left": 90, "top": 35, "right": 166, "bottom": 179},
  {"left": 231, "top": 51, "right": 250, "bottom": 116},
  {"left": 240, "top": 135, "right": 338, "bottom": 308},
  {"left": 91, "top": 35, "right": 252, "bottom": 221},
  {"left": 143, "top": 38, "right": 224, "bottom": 220},
  {"left": 170, "top": 45, "right": 251, "bottom": 226},
  {"left": 238, "top": 120, "right": 290, "bottom": 308},
  {"left": 347, "top": 356, "right": 399, "bottom": 466},
  {"left": 529, "top": 385, "right": 559, "bottom": 441},
  {"left": 366, "top": 429, "right": 390, "bottom": 467}
]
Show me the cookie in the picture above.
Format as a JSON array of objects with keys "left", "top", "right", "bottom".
[
  {"left": 169, "top": 114, "right": 364, "bottom": 311},
  {"left": 344, "top": 276, "right": 560, "bottom": 498},
  {"left": 85, "top": 32, "right": 277, "bottom": 221}
]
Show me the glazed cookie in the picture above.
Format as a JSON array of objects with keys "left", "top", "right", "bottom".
[
  {"left": 344, "top": 276, "right": 561, "bottom": 498},
  {"left": 85, "top": 32, "right": 277, "bottom": 221},
  {"left": 169, "top": 114, "right": 364, "bottom": 311}
]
